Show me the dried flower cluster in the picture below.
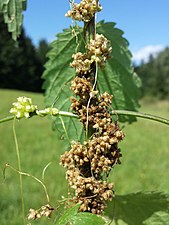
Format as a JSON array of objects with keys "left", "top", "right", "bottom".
[
  {"left": 27, "top": 204, "right": 54, "bottom": 222},
  {"left": 61, "top": 84, "right": 124, "bottom": 213},
  {"left": 65, "top": 0, "right": 102, "bottom": 22},
  {"left": 71, "top": 34, "right": 112, "bottom": 74},
  {"left": 60, "top": 0, "right": 124, "bottom": 215}
]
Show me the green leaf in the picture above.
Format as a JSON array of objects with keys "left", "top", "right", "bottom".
[
  {"left": 71, "top": 212, "right": 105, "bottom": 225},
  {"left": 105, "top": 192, "right": 169, "bottom": 225},
  {"left": 0, "top": 0, "right": 27, "bottom": 40},
  {"left": 55, "top": 204, "right": 80, "bottom": 225},
  {"left": 42, "top": 21, "right": 141, "bottom": 142},
  {"left": 97, "top": 21, "right": 141, "bottom": 122},
  {"left": 55, "top": 204, "right": 105, "bottom": 225},
  {"left": 42, "top": 26, "right": 85, "bottom": 145},
  {"left": 42, "top": 26, "right": 84, "bottom": 107}
]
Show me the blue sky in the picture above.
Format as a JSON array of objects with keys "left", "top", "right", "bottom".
[{"left": 23, "top": 0, "right": 169, "bottom": 62}]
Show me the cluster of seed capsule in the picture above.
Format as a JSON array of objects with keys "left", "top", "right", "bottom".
[
  {"left": 61, "top": 155, "right": 114, "bottom": 214},
  {"left": 71, "top": 34, "right": 112, "bottom": 74},
  {"left": 61, "top": 78, "right": 124, "bottom": 213},
  {"left": 61, "top": 0, "right": 124, "bottom": 214},
  {"left": 61, "top": 71, "right": 124, "bottom": 213},
  {"left": 65, "top": 0, "right": 102, "bottom": 22},
  {"left": 27, "top": 204, "right": 54, "bottom": 222}
]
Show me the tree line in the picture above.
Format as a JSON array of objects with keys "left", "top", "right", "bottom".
[
  {"left": 135, "top": 47, "right": 169, "bottom": 99},
  {"left": 0, "top": 15, "right": 49, "bottom": 92}
]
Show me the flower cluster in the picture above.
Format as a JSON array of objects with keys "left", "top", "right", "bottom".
[
  {"left": 61, "top": 77, "right": 124, "bottom": 213},
  {"left": 61, "top": 0, "right": 124, "bottom": 215},
  {"left": 71, "top": 53, "right": 92, "bottom": 75},
  {"left": 70, "top": 80, "right": 113, "bottom": 128},
  {"left": 70, "top": 76, "right": 92, "bottom": 99},
  {"left": 60, "top": 157, "right": 114, "bottom": 214},
  {"left": 10, "top": 96, "right": 37, "bottom": 119},
  {"left": 87, "top": 34, "right": 112, "bottom": 66},
  {"left": 61, "top": 89, "right": 124, "bottom": 213},
  {"left": 10, "top": 97, "right": 60, "bottom": 119},
  {"left": 71, "top": 34, "right": 112, "bottom": 74},
  {"left": 65, "top": 0, "right": 102, "bottom": 22},
  {"left": 27, "top": 204, "right": 54, "bottom": 221}
]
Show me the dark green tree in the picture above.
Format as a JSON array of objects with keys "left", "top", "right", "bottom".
[
  {"left": 36, "top": 39, "right": 50, "bottom": 66},
  {"left": 0, "top": 14, "right": 45, "bottom": 92},
  {"left": 135, "top": 47, "right": 169, "bottom": 99},
  {"left": 155, "top": 48, "right": 169, "bottom": 98}
]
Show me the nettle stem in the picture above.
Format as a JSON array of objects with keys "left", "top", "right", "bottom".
[
  {"left": 1, "top": 109, "right": 169, "bottom": 126},
  {"left": 0, "top": 115, "right": 14, "bottom": 123},
  {"left": 111, "top": 110, "right": 169, "bottom": 125}
]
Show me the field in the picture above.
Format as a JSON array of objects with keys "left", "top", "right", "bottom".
[{"left": 0, "top": 89, "right": 169, "bottom": 225}]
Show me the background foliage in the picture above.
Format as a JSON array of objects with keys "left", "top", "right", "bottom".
[
  {"left": 0, "top": 14, "right": 49, "bottom": 92},
  {"left": 135, "top": 47, "right": 169, "bottom": 99}
]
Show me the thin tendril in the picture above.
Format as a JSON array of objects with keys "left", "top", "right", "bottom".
[
  {"left": 5, "top": 163, "right": 50, "bottom": 203},
  {"left": 12, "top": 118, "right": 26, "bottom": 225},
  {"left": 86, "top": 62, "right": 98, "bottom": 141},
  {"left": 42, "top": 161, "right": 55, "bottom": 182},
  {"left": 59, "top": 115, "right": 71, "bottom": 145},
  {"left": 0, "top": 115, "right": 14, "bottom": 123}
]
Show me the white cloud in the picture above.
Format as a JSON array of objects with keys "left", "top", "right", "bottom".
[{"left": 132, "top": 45, "right": 165, "bottom": 64}]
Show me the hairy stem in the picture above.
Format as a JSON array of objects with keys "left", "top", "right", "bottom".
[
  {"left": 1, "top": 109, "right": 169, "bottom": 126},
  {"left": 0, "top": 111, "right": 78, "bottom": 124},
  {"left": 111, "top": 110, "right": 169, "bottom": 125},
  {"left": 0, "top": 115, "right": 14, "bottom": 123}
]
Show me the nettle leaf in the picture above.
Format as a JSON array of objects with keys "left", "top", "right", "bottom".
[
  {"left": 55, "top": 204, "right": 80, "bottom": 225},
  {"left": 55, "top": 204, "right": 105, "bottom": 225},
  {"left": 0, "top": 0, "right": 27, "bottom": 40},
  {"left": 42, "top": 21, "right": 141, "bottom": 142},
  {"left": 97, "top": 21, "right": 141, "bottom": 122},
  {"left": 105, "top": 192, "right": 169, "bottom": 225},
  {"left": 42, "top": 27, "right": 85, "bottom": 145}
]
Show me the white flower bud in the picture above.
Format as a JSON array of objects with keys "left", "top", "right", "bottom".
[{"left": 10, "top": 96, "right": 37, "bottom": 119}]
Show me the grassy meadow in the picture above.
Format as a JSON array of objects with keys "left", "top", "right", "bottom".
[{"left": 0, "top": 89, "right": 169, "bottom": 225}]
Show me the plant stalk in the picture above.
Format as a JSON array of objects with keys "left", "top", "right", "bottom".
[
  {"left": 111, "top": 110, "right": 169, "bottom": 125},
  {"left": 0, "top": 115, "right": 14, "bottom": 123},
  {"left": 1, "top": 110, "right": 169, "bottom": 126}
]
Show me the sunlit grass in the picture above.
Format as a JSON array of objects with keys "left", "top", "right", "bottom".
[{"left": 111, "top": 98, "right": 169, "bottom": 194}]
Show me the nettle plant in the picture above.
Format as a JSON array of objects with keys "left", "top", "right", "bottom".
[{"left": 1, "top": 0, "right": 169, "bottom": 225}]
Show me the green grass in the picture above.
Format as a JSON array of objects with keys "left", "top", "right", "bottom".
[
  {"left": 111, "top": 99, "right": 169, "bottom": 195},
  {"left": 0, "top": 89, "right": 67, "bottom": 225},
  {"left": 0, "top": 89, "right": 169, "bottom": 224}
]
